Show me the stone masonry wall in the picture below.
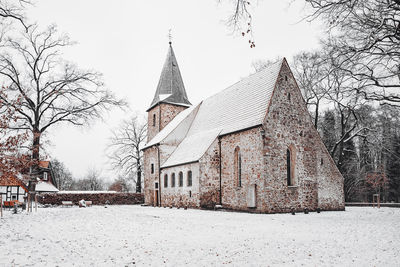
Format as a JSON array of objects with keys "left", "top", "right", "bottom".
[
  {"left": 199, "top": 138, "right": 221, "bottom": 209},
  {"left": 144, "top": 146, "right": 159, "bottom": 206},
  {"left": 160, "top": 103, "right": 187, "bottom": 130},
  {"left": 260, "top": 60, "right": 344, "bottom": 212},
  {"left": 218, "top": 127, "right": 265, "bottom": 211},
  {"left": 145, "top": 103, "right": 188, "bottom": 206},
  {"left": 147, "top": 103, "right": 187, "bottom": 142},
  {"left": 160, "top": 162, "right": 200, "bottom": 208},
  {"left": 38, "top": 192, "right": 144, "bottom": 205}
]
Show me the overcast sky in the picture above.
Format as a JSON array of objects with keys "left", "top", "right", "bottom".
[{"left": 26, "top": 0, "right": 324, "bottom": 180}]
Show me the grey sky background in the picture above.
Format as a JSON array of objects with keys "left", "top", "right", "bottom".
[{"left": 27, "top": 0, "right": 323, "bottom": 180}]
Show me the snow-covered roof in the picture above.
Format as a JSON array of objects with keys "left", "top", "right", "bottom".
[
  {"left": 147, "top": 59, "right": 283, "bottom": 168},
  {"left": 35, "top": 181, "right": 59, "bottom": 192},
  {"left": 144, "top": 103, "right": 201, "bottom": 149},
  {"left": 187, "top": 60, "right": 281, "bottom": 136},
  {"left": 162, "top": 129, "right": 221, "bottom": 168}
]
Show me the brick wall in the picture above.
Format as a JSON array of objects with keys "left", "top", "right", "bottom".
[{"left": 38, "top": 192, "right": 144, "bottom": 205}]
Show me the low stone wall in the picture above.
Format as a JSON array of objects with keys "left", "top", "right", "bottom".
[{"left": 38, "top": 192, "right": 144, "bottom": 206}]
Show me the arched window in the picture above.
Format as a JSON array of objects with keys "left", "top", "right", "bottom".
[
  {"left": 179, "top": 172, "right": 183, "bottom": 187},
  {"left": 164, "top": 174, "right": 168, "bottom": 188},
  {"left": 151, "top": 163, "right": 154, "bottom": 174},
  {"left": 234, "top": 147, "right": 242, "bottom": 187},
  {"left": 187, "top": 171, "right": 192, "bottom": 187},
  {"left": 287, "top": 147, "right": 295, "bottom": 186},
  {"left": 171, "top": 173, "right": 176, "bottom": 187},
  {"left": 152, "top": 114, "right": 156, "bottom": 127}
]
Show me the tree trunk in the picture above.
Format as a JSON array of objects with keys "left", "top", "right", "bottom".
[
  {"left": 314, "top": 99, "right": 320, "bottom": 130},
  {"left": 32, "top": 129, "right": 41, "bottom": 162},
  {"left": 30, "top": 129, "right": 41, "bottom": 182},
  {"left": 136, "top": 160, "right": 142, "bottom": 193}
]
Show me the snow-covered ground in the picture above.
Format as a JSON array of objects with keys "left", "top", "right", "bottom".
[{"left": 0, "top": 206, "right": 399, "bottom": 266}]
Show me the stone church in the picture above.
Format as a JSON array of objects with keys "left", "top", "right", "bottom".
[{"left": 143, "top": 42, "right": 345, "bottom": 213}]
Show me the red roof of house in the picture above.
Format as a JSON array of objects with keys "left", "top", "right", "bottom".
[
  {"left": 0, "top": 174, "right": 28, "bottom": 192},
  {"left": 39, "top": 161, "right": 50, "bottom": 168}
]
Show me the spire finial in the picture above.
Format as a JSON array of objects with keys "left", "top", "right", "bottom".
[{"left": 168, "top": 29, "right": 172, "bottom": 45}]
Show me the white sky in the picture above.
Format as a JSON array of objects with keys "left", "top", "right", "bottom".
[{"left": 27, "top": 0, "right": 324, "bottom": 180}]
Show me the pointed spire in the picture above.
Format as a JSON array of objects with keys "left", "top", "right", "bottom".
[{"left": 147, "top": 43, "right": 191, "bottom": 111}]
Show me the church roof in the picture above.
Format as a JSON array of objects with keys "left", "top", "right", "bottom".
[
  {"left": 145, "top": 59, "right": 284, "bottom": 168},
  {"left": 147, "top": 43, "right": 191, "bottom": 111}
]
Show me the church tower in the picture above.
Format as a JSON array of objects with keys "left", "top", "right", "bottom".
[{"left": 147, "top": 42, "right": 191, "bottom": 141}]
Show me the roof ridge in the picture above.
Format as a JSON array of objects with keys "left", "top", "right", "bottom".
[{"left": 201, "top": 59, "right": 283, "bottom": 103}]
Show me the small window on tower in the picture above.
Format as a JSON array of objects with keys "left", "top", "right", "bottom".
[
  {"left": 288, "top": 93, "right": 291, "bottom": 102},
  {"left": 151, "top": 164, "right": 154, "bottom": 174},
  {"left": 43, "top": 172, "right": 48, "bottom": 181},
  {"left": 152, "top": 114, "right": 156, "bottom": 127}
]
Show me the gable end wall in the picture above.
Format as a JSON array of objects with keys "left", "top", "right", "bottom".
[{"left": 261, "top": 60, "right": 344, "bottom": 211}]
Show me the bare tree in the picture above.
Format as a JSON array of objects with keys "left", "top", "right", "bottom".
[
  {"left": 218, "top": 0, "right": 256, "bottom": 48},
  {"left": 107, "top": 115, "right": 147, "bottom": 193},
  {"left": 74, "top": 168, "right": 104, "bottom": 191},
  {"left": 293, "top": 52, "right": 332, "bottom": 129},
  {"left": 0, "top": 24, "right": 125, "bottom": 173},
  {"left": 0, "top": 0, "right": 31, "bottom": 31},
  {"left": 304, "top": 0, "right": 400, "bottom": 104},
  {"left": 51, "top": 158, "right": 74, "bottom": 190}
]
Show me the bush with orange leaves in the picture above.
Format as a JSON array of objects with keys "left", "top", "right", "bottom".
[
  {"left": 365, "top": 166, "right": 389, "bottom": 195},
  {"left": 0, "top": 87, "right": 33, "bottom": 180}
]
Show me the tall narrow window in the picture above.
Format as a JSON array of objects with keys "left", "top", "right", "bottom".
[
  {"left": 179, "top": 172, "right": 183, "bottom": 187},
  {"left": 152, "top": 114, "right": 156, "bottom": 127},
  {"left": 151, "top": 164, "right": 154, "bottom": 174},
  {"left": 287, "top": 148, "right": 295, "bottom": 186},
  {"left": 164, "top": 174, "right": 168, "bottom": 188},
  {"left": 171, "top": 173, "right": 176, "bottom": 187},
  {"left": 187, "top": 171, "right": 192, "bottom": 187},
  {"left": 234, "top": 147, "right": 242, "bottom": 187},
  {"left": 43, "top": 172, "right": 48, "bottom": 180}
]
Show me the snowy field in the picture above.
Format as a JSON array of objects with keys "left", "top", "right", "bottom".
[{"left": 1, "top": 206, "right": 399, "bottom": 266}]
